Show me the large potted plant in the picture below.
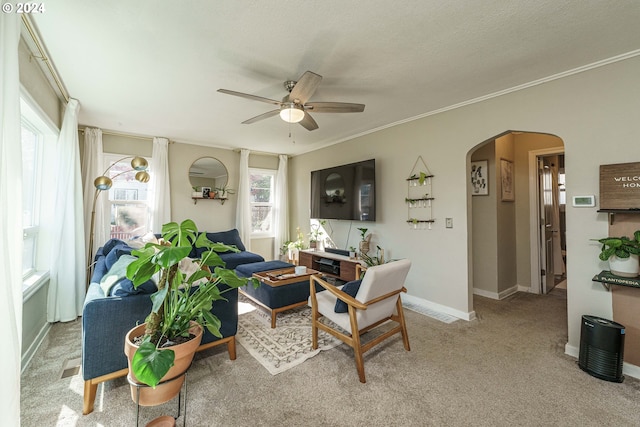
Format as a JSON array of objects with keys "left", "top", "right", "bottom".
[
  {"left": 593, "top": 230, "right": 640, "bottom": 278},
  {"left": 124, "top": 219, "right": 254, "bottom": 405}
]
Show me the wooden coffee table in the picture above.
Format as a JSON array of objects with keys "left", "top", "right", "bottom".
[{"left": 243, "top": 267, "right": 321, "bottom": 328}]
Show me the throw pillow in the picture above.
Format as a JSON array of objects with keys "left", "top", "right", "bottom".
[
  {"left": 100, "top": 254, "right": 136, "bottom": 296},
  {"left": 104, "top": 242, "right": 132, "bottom": 270},
  {"left": 126, "top": 231, "right": 159, "bottom": 249},
  {"left": 334, "top": 279, "right": 362, "bottom": 313}
]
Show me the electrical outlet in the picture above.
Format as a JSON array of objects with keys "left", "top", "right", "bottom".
[{"left": 445, "top": 218, "right": 453, "bottom": 228}]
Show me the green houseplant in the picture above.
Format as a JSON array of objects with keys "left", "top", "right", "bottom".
[
  {"left": 214, "top": 184, "right": 236, "bottom": 199},
  {"left": 593, "top": 230, "right": 640, "bottom": 278},
  {"left": 309, "top": 220, "right": 326, "bottom": 249},
  {"left": 125, "top": 219, "right": 254, "bottom": 390}
]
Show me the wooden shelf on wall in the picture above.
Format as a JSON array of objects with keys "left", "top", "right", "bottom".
[{"left": 192, "top": 197, "right": 227, "bottom": 205}]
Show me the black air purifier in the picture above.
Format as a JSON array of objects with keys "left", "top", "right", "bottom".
[{"left": 579, "top": 315, "right": 625, "bottom": 382}]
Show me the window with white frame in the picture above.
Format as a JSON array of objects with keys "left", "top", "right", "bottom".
[
  {"left": 103, "top": 154, "right": 152, "bottom": 240},
  {"left": 20, "top": 94, "right": 57, "bottom": 280},
  {"left": 249, "top": 168, "right": 276, "bottom": 236}
]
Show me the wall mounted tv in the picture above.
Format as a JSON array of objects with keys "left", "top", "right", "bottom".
[{"left": 310, "top": 159, "right": 376, "bottom": 221}]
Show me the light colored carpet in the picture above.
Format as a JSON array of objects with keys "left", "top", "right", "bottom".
[
  {"left": 236, "top": 298, "right": 340, "bottom": 375},
  {"left": 20, "top": 290, "right": 640, "bottom": 426}
]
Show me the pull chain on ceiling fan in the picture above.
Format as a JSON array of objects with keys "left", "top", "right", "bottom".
[{"left": 217, "top": 71, "right": 365, "bottom": 131}]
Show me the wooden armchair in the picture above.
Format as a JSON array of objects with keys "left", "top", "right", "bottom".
[{"left": 309, "top": 259, "right": 412, "bottom": 383}]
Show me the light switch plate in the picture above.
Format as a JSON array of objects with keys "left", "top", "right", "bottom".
[{"left": 445, "top": 218, "right": 453, "bottom": 228}]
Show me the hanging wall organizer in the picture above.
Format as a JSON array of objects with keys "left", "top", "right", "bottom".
[{"left": 406, "top": 155, "right": 434, "bottom": 229}]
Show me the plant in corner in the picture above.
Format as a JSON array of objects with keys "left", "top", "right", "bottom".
[
  {"left": 592, "top": 230, "right": 640, "bottom": 278},
  {"left": 125, "top": 219, "right": 255, "bottom": 391}
]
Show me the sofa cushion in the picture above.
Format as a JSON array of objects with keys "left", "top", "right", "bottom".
[
  {"left": 104, "top": 242, "right": 133, "bottom": 271},
  {"left": 219, "top": 251, "right": 265, "bottom": 270},
  {"left": 99, "top": 238, "right": 126, "bottom": 259},
  {"left": 334, "top": 279, "right": 362, "bottom": 313},
  {"left": 235, "top": 260, "right": 292, "bottom": 278},
  {"left": 206, "top": 229, "right": 246, "bottom": 251}
]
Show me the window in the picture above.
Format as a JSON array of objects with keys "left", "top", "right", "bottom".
[
  {"left": 20, "top": 93, "right": 58, "bottom": 281},
  {"left": 104, "top": 154, "right": 152, "bottom": 240},
  {"left": 249, "top": 168, "right": 276, "bottom": 236}
]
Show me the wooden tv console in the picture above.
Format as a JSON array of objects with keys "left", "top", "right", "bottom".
[{"left": 298, "top": 250, "right": 364, "bottom": 282}]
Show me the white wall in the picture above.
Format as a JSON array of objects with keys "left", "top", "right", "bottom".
[{"left": 290, "top": 56, "right": 640, "bottom": 355}]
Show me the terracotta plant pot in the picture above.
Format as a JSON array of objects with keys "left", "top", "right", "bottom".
[{"left": 124, "top": 322, "right": 203, "bottom": 406}]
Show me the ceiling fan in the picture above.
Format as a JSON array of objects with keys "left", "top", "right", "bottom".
[{"left": 217, "top": 71, "right": 365, "bottom": 131}]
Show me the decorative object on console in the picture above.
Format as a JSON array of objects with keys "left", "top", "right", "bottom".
[
  {"left": 592, "top": 231, "right": 640, "bottom": 278},
  {"left": 406, "top": 155, "right": 435, "bottom": 229},
  {"left": 124, "top": 220, "right": 257, "bottom": 402},
  {"left": 86, "top": 156, "right": 150, "bottom": 289},
  {"left": 309, "top": 220, "right": 326, "bottom": 250},
  {"left": 357, "top": 227, "right": 371, "bottom": 254}
]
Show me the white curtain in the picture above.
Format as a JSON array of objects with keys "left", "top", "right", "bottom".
[
  {"left": 47, "top": 99, "right": 85, "bottom": 322},
  {"left": 81, "top": 128, "right": 105, "bottom": 262},
  {"left": 150, "top": 137, "right": 171, "bottom": 232},
  {"left": 273, "top": 154, "right": 289, "bottom": 258},
  {"left": 0, "top": 12, "right": 23, "bottom": 424},
  {"left": 235, "top": 149, "right": 252, "bottom": 250}
]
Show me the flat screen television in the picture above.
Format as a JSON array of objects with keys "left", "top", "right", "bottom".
[{"left": 310, "top": 159, "right": 376, "bottom": 221}]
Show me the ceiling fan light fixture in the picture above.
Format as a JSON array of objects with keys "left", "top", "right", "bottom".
[{"left": 279, "top": 103, "right": 304, "bottom": 123}]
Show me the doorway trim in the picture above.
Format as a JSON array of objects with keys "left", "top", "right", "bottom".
[{"left": 528, "top": 147, "right": 565, "bottom": 294}]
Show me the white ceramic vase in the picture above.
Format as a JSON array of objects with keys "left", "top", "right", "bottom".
[{"left": 609, "top": 254, "right": 640, "bottom": 278}]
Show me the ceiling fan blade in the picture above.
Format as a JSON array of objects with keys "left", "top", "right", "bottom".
[
  {"left": 305, "top": 102, "right": 365, "bottom": 113},
  {"left": 242, "top": 109, "right": 280, "bottom": 124},
  {"left": 299, "top": 112, "right": 319, "bottom": 131},
  {"left": 289, "top": 71, "right": 322, "bottom": 104},
  {"left": 217, "top": 89, "right": 282, "bottom": 106}
]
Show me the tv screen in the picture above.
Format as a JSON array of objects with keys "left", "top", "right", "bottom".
[{"left": 310, "top": 159, "right": 376, "bottom": 221}]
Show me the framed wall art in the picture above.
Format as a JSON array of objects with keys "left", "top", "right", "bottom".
[
  {"left": 500, "top": 158, "right": 514, "bottom": 201},
  {"left": 470, "top": 160, "right": 489, "bottom": 196}
]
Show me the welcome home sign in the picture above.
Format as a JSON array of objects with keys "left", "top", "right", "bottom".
[{"left": 600, "top": 161, "right": 640, "bottom": 210}]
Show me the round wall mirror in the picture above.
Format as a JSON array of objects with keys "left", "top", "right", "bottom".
[{"left": 189, "top": 157, "right": 228, "bottom": 193}]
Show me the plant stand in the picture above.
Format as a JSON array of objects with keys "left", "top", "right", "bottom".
[
  {"left": 128, "top": 369, "right": 189, "bottom": 427},
  {"left": 406, "top": 155, "right": 435, "bottom": 229}
]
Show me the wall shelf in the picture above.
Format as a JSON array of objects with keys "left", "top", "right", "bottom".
[
  {"left": 192, "top": 197, "right": 227, "bottom": 205},
  {"left": 593, "top": 270, "right": 640, "bottom": 291},
  {"left": 406, "top": 155, "right": 434, "bottom": 229}
]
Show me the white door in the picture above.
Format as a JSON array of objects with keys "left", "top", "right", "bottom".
[{"left": 539, "top": 156, "right": 557, "bottom": 294}]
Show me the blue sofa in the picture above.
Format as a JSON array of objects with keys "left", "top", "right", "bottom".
[{"left": 81, "top": 229, "right": 263, "bottom": 414}]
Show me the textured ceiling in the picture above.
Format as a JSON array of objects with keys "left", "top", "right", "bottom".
[{"left": 31, "top": 0, "right": 640, "bottom": 155}]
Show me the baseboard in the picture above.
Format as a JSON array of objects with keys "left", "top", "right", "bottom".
[
  {"left": 403, "top": 293, "right": 476, "bottom": 321},
  {"left": 473, "top": 285, "right": 519, "bottom": 301},
  {"left": 21, "top": 321, "right": 51, "bottom": 375},
  {"left": 565, "top": 343, "right": 640, "bottom": 380}
]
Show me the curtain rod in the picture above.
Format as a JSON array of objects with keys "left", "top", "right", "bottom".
[
  {"left": 79, "top": 127, "right": 173, "bottom": 143},
  {"left": 21, "top": 15, "right": 70, "bottom": 103}
]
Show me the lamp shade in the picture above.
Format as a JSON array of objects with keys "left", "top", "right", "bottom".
[
  {"left": 130, "top": 156, "right": 149, "bottom": 171},
  {"left": 279, "top": 104, "right": 305, "bottom": 123},
  {"left": 94, "top": 176, "right": 113, "bottom": 190},
  {"left": 135, "top": 171, "right": 151, "bottom": 183}
]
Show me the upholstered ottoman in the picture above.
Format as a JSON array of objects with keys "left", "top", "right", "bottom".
[{"left": 236, "top": 260, "right": 324, "bottom": 328}]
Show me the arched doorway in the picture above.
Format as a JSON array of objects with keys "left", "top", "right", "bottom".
[{"left": 467, "top": 131, "right": 565, "bottom": 307}]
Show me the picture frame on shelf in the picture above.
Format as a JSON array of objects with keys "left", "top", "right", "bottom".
[
  {"left": 202, "top": 187, "right": 211, "bottom": 199},
  {"left": 500, "top": 158, "right": 514, "bottom": 201},
  {"left": 470, "top": 160, "right": 488, "bottom": 196}
]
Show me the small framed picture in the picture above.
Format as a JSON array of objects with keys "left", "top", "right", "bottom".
[
  {"left": 470, "top": 160, "right": 488, "bottom": 196},
  {"left": 500, "top": 159, "right": 514, "bottom": 202},
  {"left": 202, "top": 187, "right": 211, "bottom": 198}
]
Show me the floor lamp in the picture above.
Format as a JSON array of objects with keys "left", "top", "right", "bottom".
[{"left": 86, "top": 156, "right": 150, "bottom": 289}]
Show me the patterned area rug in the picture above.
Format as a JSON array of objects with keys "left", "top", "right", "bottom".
[{"left": 236, "top": 297, "right": 341, "bottom": 375}]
